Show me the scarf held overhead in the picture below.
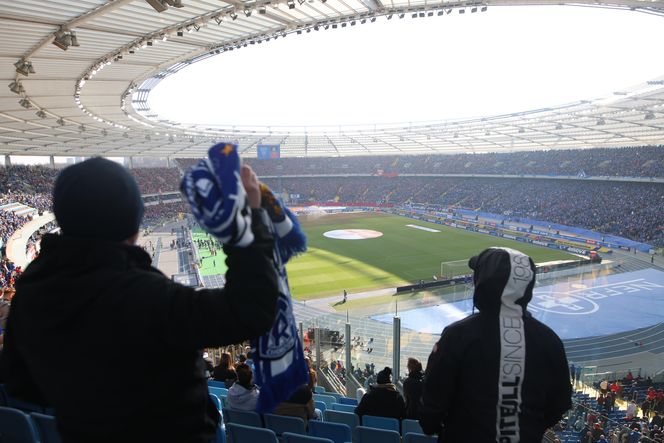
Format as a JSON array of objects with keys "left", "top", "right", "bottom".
[{"left": 181, "top": 143, "right": 309, "bottom": 413}]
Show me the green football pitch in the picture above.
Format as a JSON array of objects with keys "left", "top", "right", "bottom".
[{"left": 192, "top": 212, "right": 576, "bottom": 300}]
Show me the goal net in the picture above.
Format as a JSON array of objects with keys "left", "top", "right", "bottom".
[{"left": 440, "top": 259, "right": 473, "bottom": 280}]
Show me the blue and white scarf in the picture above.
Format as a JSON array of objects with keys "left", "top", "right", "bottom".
[{"left": 181, "top": 143, "right": 309, "bottom": 413}]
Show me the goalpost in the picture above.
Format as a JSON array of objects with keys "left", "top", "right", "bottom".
[{"left": 440, "top": 259, "right": 473, "bottom": 280}]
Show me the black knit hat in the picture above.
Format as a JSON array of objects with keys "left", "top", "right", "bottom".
[
  {"left": 53, "top": 157, "right": 144, "bottom": 241},
  {"left": 376, "top": 367, "right": 392, "bottom": 384}
]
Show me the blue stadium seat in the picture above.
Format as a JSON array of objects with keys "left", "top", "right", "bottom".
[
  {"left": 0, "top": 406, "right": 40, "bottom": 443},
  {"left": 313, "top": 386, "right": 326, "bottom": 394},
  {"left": 209, "top": 386, "right": 229, "bottom": 397},
  {"left": 403, "top": 432, "right": 438, "bottom": 443},
  {"left": 313, "top": 394, "right": 337, "bottom": 408},
  {"left": 227, "top": 423, "right": 278, "bottom": 443},
  {"left": 330, "top": 403, "right": 355, "bottom": 413},
  {"left": 223, "top": 407, "right": 263, "bottom": 427},
  {"left": 30, "top": 412, "right": 62, "bottom": 443},
  {"left": 401, "top": 419, "right": 423, "bottom": 436},
  {"left": 314, "top": 401, "right": 327, "bottom": 413},
  {"left": 264, "top": 413, "right": 306, "bottom": 437},
  {"left": 361, "top": 415, "right": 399, "bottom": 432},
  {"left": 323, "top": 392, "right": 343, "bottom": 402},
  {"left": 308, "top": 420, "right": 352, "bottom": 443},
  {"left": 282, "top": 432, "right": 334, "bottom": 443},
  {"left": 209, "top": 394, "right": 222, "bottom": 411},
  {"left": 0, "top": 384, "right": 50, "bottom": 414},
  {"left": 338, "top": 397, "right": 358, "bottom": 406},
  {"left": 208, "top": 380, "right": 227, "bottom": 389},
  {"left": 353, "top": 426, "right": 401, "bottom": 443},
  {"left": 323, "top": 410, "right": 359, "bottom": 432}
]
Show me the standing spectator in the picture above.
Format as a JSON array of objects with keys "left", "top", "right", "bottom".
[
  {"left": 0, "top": 158, "right": 279, "bottom": 443},
  {"left": 228, "top": 363, "right": 260, "bottom": 411},
  {"left": 627, "top": 400, "right": 637, "bottom": 421},
  {"left": 354, "top": 367, "right": 406, "bottom": 420},
  {"left": 403, "top": 357, "right": 424, "bottom": 419},
  {"left": 212, "top": 352, "right": 237, "bottom": 388},
  {"left": 420, "top": 247, "right": 572, "bottom": 442}
]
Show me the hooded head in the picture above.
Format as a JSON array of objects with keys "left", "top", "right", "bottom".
[
  {"left": 468, "top": 247, "right": 536, "bottom": 315},
  {"left": 53, "top": 157, "right": 144, "bottom": 242}
]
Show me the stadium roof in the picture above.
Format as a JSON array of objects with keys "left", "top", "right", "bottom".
[{"left": 1, "top": 0, "right": 664, "bottom": 158}]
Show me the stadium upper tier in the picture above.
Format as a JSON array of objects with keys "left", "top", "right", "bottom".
[
  {"left": 187, "top": 145, "right": 664, "bottom": 179},
  {"left": 2, "top": 1, "right": 664, "bottom": 158}
]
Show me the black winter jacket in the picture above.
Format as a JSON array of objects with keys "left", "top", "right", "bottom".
[
  {"left": 403, "top": 370, "right": 424, "bottom": 419},
  {"left": 1, "top": 210, "right": 279, "bottom": 443},
  {"left": 419, "top": 247, "right": 572, "bottom": 443},
  {"left": 355, "top": 383, "right": 406, "bottom": 420}
]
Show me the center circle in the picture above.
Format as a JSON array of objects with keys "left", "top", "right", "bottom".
[{"left": 323, "top": 229, "right": 384, "bottom": 240}]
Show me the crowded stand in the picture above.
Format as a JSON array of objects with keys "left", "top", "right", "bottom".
[
  {"left": 177, "top": 145, "right": 664, "bottom": 178},
  {"left": 0, "top": 165, "right": 58, "bottom": 194},
  {"left": 131, "top": 167, "right": 182, "bottom": 195}
]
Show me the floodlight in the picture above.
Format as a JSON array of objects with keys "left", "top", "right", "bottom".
[
  {"left": 79, "top": 125, "right": 86, "bottom": 132},
  {"left": 645, "top": 112, "right": 656, "bottom": 120},
  {"left": 193, "top": 23, "right": 200, "bottom": 31},
  {"left": 287, "top": 0, "right": 295, "bottom": 9},
  {"left": 596, "top": 118, "right": 605, "bottom": 126},
  {"left": 387, "top": 14, "right": 393, "bottom": 19},
  {"left": 53, "top": 28, "right": 72, "bottom": 50},
  {"left": 350, "top": 20, "right": 356, "bottom": 25},
  {"left": 230, "top": 11, "right": 238, "bottom": 19},
  {"left": 19, "top": 98, "right": 32, "bottom": 109},
  {"left": 244, "top": 7, "right": 252, "bottom": 16},
  {"left": 370, "top": 17, "right": 376, "bottom": 22},
  {"left": 258, "top": 6, "right": 266, "bottom": 14},
  {"left": 56, "top": 118, "right": 65, "bottom": 126},
  {"left": 459, "top": 8, "right": 465, "bottom": 13},
  {"left": 398, "top": 13, "right": 405, "bottom": 18},
  {"left": 437, "top": 10, "right": 444, "bottom": 15},
  {"left": 36, "top": 110, "right": 47, "bottom": 119},
  {"left": 471, "top": 7, "right": 477, "bottom": 12},
  {"left": 102, "top": 129, "right": 108, "bottom": 136},
  {"left": 332, "top": 23, "right": 337, "bottom": 28},
  {"left": 411, "top": 13, "right": 417, "bottom": 18},
  {"left": 427, "top": 11, "right": 433, "bottom": 16},
  {"left": 481, "top": 5, "right": 487, "bottom": 11},
  {"left": 164, "top": 0, "right": 184, "bottom": 7},
  {"left": 145, "top": 0, "right": 168, "bottom": 12},
  {"left": 298, "top": 0, "right": 305, "bottom": 5},
  {"left": 177, "top": 28, "right": 184, "bottom": 36},
  {"left": 8, "top": 81, "right": 24, "bottom": 94},
  {"left": 146, "top": 39, "right": 153, "bottom": 46},
  {"left": 70, "top": 31, "right": 80, "bottom": 47},
  {"left": 361, "top": 18, "right": 366, "bottom": 24}
]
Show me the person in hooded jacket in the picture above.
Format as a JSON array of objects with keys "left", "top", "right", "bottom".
[
  {"left": 354, "top": 367, "right": 406, "bottom": 420},
  {"left": 403, "top": 357, "right": 425, "bottom": 419},
  {"left": 228, "top": 363, "right": 260, "bottom": 411},
  {"left": 420, "top": 247, "right": 572, "bottom": 443},
  {"left": 0, "top": 157, "right": 280, "bottom": 443}
]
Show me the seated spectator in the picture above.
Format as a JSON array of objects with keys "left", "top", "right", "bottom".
[
  {"left": 403, "top": 357, "right": 424, "bottom": 419},
  {"left": 212, "top": 352, "right": 237, "bottom": 388},
  {"left": 354, "top": 367, "right": 406, "bottom": 420},
  {"left": 228, "top": 363, "right": 260, "bottom": 411},
  {"left": 274, "top": 381, "right": 317, "bottom": 424}
]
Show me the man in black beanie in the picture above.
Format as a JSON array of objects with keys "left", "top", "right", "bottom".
[
  {"left": 420, "top": 247, "right": 571, "bottom": 443},
  {"left": 1, "top": 157, "right": 280, "bottom": 443}
]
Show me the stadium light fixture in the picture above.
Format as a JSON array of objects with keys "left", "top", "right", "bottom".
[
  {"left": 481, "top": 5, "right": 487, "bottom": 11},
  {"left": 177, "top": 28, "right": 184, "bottom": 36},
  {"left": 332, "top": 23, "right": 337, "bottom": 28},
  {"left": 19, "top": 98, "right": 32, "bottom": 109},
  {"left": 8, "top": 81, "right": 24, "bottom": 95},
  {"left": 437, "top": 10, "right": 444, "bottom": 15},
  {"left": 230, "top": 11, "right": 238, "bottom": 20},
  {"left": 387, "top": 13, "right": 393, "bottom": 19},
  {"left": 371, "top": 16, "right": 376, "bottom": 22},
  {"left": 287, "top": 0, "right": 295, "bottom": 8},
  {"left": 411, "top": 13, "right": 417, "bottom": 18},
  {"left": 15, "top": 59, "right": 30, "bottom": 76},
  {"left": 244, "top": 7, "right": 252, "bottom": 17},
  {"left": 193, "top": 23, "right": 201, "bottom": 31},
  {"left": 596, "top": 118, "right": 606, "bottom": 125},
  {"left": 79, "top": 125, "right": 85, "bottom": 132},
  {"left": 427, "top": 11, "right": 433, "bottom": 16},
  {"left": 645, "top": 112, "right": 656, "bottom": 120},
  {"left": 258, "top": 5, "right": 267, "bottom": 14},
  {"left": 555, "top": 123, "right": 563, "bottom": 130},
  {"left": 471, "top": 7, "right": 477, "bottom": 12},
  {"left": 70, "top": 31, "right": 80, "bottom": 47},
  {"left": 102, "top": 129, "right": 108, "bottom": 136},
  {"left": 56, "top": 117, "right": 65, "bottom": 126},
  {"left": 145, "top": 0, "right": 168, "bottom": 12},
  {"left": 350, "top": 20, "right": 356, "bottom": 25},
  {"left": 459, "top": 8, "right": 465, "bottom": 14},
  {"left": 36, "top": 110, "right": 47, "bottom": 119},
  {"left": 398, "top": 13, "right": 405, "bottom": 18},
  {"left": 53, "top": 28, "right": 73, "bottom": 50}
]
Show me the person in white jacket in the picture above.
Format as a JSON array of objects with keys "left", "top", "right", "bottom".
[{"left": 228, "top": 363, "right": 260, "bottom": 411}]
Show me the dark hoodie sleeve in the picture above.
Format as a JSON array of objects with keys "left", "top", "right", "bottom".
[
  {"left": 419, "top": 327, "right": 458, "bottom": 436},
  {"left": 136, "top": 208, "right": 279, "bottom": 349},
  {"left": 543, "top": 335, "right": 573, "bottom": 428},
  {"left": 0, "top": 298, "right": 47, "bottom": 405}
]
